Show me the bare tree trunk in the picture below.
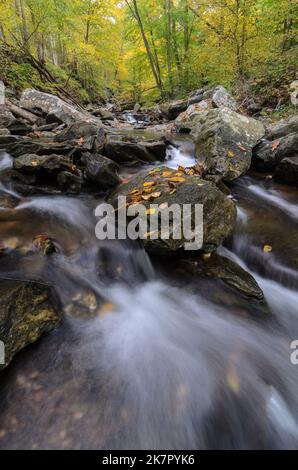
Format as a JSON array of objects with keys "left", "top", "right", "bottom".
[
  {"left": 130, "top": 0, "right": 164, "bottom": 94},
  {"left": 172, "top": 16, "right": 182, "bottom": 87},
  {"left": 166, "top": 0, "right": 173, "bottom": 94},
  {"left": 19, "top": 0, "right": 29, "bottom": 50}
]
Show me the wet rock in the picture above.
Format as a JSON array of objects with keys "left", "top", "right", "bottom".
[
  {"left": 57, "top": 171, "right": 83, "bottom": 193},
  {"left": 0, "top": 129, "right": 10, "bottom": 136},
  {"left": 266, "top": 115, "right": 298, "bottom": 140},
  {"left": 175, "top": 254, "right": 264, "bottom": 301},
  {"left": 0, "top": 279, "right": 61, "bottom": 370},
  {"left": 13, "top": 154, "right": 82, "bottom": 193},
  {"left": 104, "top": 135, "right": 167, "bottom": 163},
  {"left": 19, "top": 89, "right": 101, "bottom": 126},
  {"left": 252, "top": 133, "right": 298, "bottom": 170},
  {"left": 274, "top": 157, "right": 298, "bottom": 186},
  {"left": 109, "top": 167, "right": 236, "bottom": 254},
  {"left": 81, "top": 153, "right": 120, "bottom": 188},
  {"left": 0, "top": 135, "right": 23, "bottom": 148},
  {"left": 7, "top": 137, "right": 93, "bottom": 160},
  {"left": 191, "top": 107, "right": 265, "bottom": 181}
]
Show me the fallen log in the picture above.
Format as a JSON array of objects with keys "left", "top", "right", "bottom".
[{"left": 6, "top": 100, "right": 39, "bottom": 124}]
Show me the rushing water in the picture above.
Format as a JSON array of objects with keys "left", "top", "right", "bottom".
[{"left": 0, "top": 143, "right": 298, "bottom": 450}]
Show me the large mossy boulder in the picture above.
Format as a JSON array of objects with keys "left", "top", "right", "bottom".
[
  {"left": 191, "top": 107, "right": 265, "bottom": 181},
  {"left": 0, "top": 279, "right": 61, "bottom": 370},
  {"left": 108, "top": 166, "right": 236, "bottom": 254}
]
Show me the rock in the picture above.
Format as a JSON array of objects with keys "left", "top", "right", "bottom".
[
  {"left": 19, "top": 89, "right": 101, "bottom": 126},
  {"left": 92, "top": 107, "right": 115, "bottom": 121},
  {"left": 108, "top": 166, "right": 236, "bottom": 254},
  {"left": 274, "top": 157, "right": 298, "bottom": 186},
  {"left": 175, "top": 100, "right": 212, "bottom": 124},
  {"left": 188, "top": 89, "right": 205, "bottom": 106},
  {"left": 167, "top": 99, "right": 189, "bottom": 120},
  {"left": 55, "top": 120, "right": 100, "bottom": 142},
  {"left": 0, "top": 80, "right": 5, "bottom": 105},
  {"left": 13, "top": 154, "right": 82, "bottom": 192},
  {"left": 0, "top": 279, "right": 61, "bottom": 370},
  {"left": 7, "top": 137, "right": 94, "bottom": 159},
  {"left": 0, "top": 129, "right": 10, "bottom": 136},
  {"left": 204, "top": 85, "right": 237, "bottom": 110},
  {"left": 266, "top": 115, "right": 298, "bottom": 140},
  {"left": 174, "top": 254, "right": 264, "bottom": 301},
  {"left": 81, "top": 153, "right": 120, "bottom": 188},
  {"left": 0, "top": 135, "right": 23, "bottom": 148},
  {"left": 290, "top": 81, "right": 298, "bottom": 106},
  {"left": 104, "top": 135, "right": 167, "bottom": 163},
  {"left": 57, "top": 171, "right": 83, "bottom": 193},
  {"left": 252, "top": 133, "right": 298, "bottom": 170},
  {"left": 191, "top": 107, "right": 265, "bottom": 181}
]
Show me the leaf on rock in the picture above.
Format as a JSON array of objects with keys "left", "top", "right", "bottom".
[
  {"left": 263, "top": 244, "right": 272, "bottom": 253},
  {"left": 271, "top": 139, "right": 281, "bottom": 151}
]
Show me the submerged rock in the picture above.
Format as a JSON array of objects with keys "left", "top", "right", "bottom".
[
  {"left": 0, "top": 279, "right": 61, "bottom": 370},
  {"left": 191, "top": 107, "right": 265, "bottom": 181},
  {"left": 176, "top": 254, "right": 264, "bottom": 301},
  {"left": 109, "top": 167, "right": 236, "bottom": 254},
  {"left": 252, "top": 133, "right": 298, "bottom": 170},
  {"left": 274, "top": 157, "right": 298, "bottom": 186}
]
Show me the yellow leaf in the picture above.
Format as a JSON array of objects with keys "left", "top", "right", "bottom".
[
  {"left": 201, "top": 252, "right": 211, "bottom": 260},
  {"left": 148, "top": 167, "right": 161, "bottom": 175},
  {"left": 143, "top": 181, "right": 156, "bottom": 187},
  {"left": 263, "top": 244, "right": 272, "bottom": 253},
  {"left": 227, "top": 150, "right": 235, "bottom": 158},
  {"left": 162, "top": 171, "right": 173, "bottom": 177},
  {"left": 31, "top": 160, "right": 38, "bottom": 167},
  {"left": 168, "top": 177, "right": 185, "bottom": 183}
]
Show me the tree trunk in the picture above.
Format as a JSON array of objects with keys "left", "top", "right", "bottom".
[{"left": 131, "top": 0, "right": 164, "bottom": 94}]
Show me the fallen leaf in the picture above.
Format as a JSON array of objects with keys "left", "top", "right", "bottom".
[
  {"left": 148, "top": 167, "right": 161, "bottom": 175},
  {"left": 77, "top": 137, "right": 84, "bottom": 146},
  {"left": 31, "top": 160, "right": 38, "bottom": 167},
  {"left": 99, "top": 302, "right": 116, "bottom": 314},
  {"left": 162, "top": 171, "right": 173, "bottom": 178},
  {"left": 168, "top": 177, "right": 185, "bottom": 183},
  {"left": 263, "top": 244, "right": 272, "bottom": 253},
  {"left": 150, "top": 191, "right": 161, "bottom": 198},
  {"left": 143, "top": 181, "right": 156, "bottom": 187},
  {"left": 227, "top": 150, "right": 235, "bottom": 158},
  {"left": 237, "top": 143, "right": 247, "bottom": 152},
  {"left": 201, "top": 252, "right": 211, "bottom": 260},
  {"left": 159, "top": 202, "right": 168, "bottom": 210},
  {"left": 271, "top": 139, "right": 281, "bottom": 151}
]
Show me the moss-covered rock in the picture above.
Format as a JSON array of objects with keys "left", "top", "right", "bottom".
[{"left": 0, "top": 280, "right": 61, "bottom": 370}]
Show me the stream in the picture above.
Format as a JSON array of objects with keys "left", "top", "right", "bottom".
[{"left": 0, "top": 134, "right": 298, "bottom": 450}]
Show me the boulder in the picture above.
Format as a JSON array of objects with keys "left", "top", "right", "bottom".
[
  {"left": 104, "top": 135, "right": 167, "bottom": 163},
  {"left": 108, "top": 166, "right": 236, "bottom": 254},
  {"left": 92, "top": 107, "right": 115, "bottom": 121},
  {"left": 266, "top": 115, "right": 298, "bottom": 140},
  {"left": 0, "top": 279, "right": 61, "bottom": 370},
  {"left": 55, "top": 121, "right": 100, "bottom": 142},
  {"left": 13, "top": 154, "right": 82, "bottom": 193},
  {"left": 191, "top": 107, "right": 265, "bottom": 181},
  {"left": 19, "top": 89, "right": 101, "bottom": 126},
  {"left": 167, "top": 99, "right": 189, "bottom": 120},
  {"left": 204, "top": 85, "right": 237, "bottom": 111},
  {"left": 175, "top": 100, "right": 212, "bottom": 124},
  {"left": 173, "top": 254, "right": 264, "bottom": 301},
  {"left": 252, "top": 133, "right": 298, "bottom": 170},
  {"left": 81, "top": 153, "right": 120, "bottom": 188},
  {"left": 274, "top": 157, "right": 298, "bottom": 186}
]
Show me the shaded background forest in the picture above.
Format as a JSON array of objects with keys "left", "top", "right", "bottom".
[{"left": 0, "top": 0, "right": 297, "bottom": 108}]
